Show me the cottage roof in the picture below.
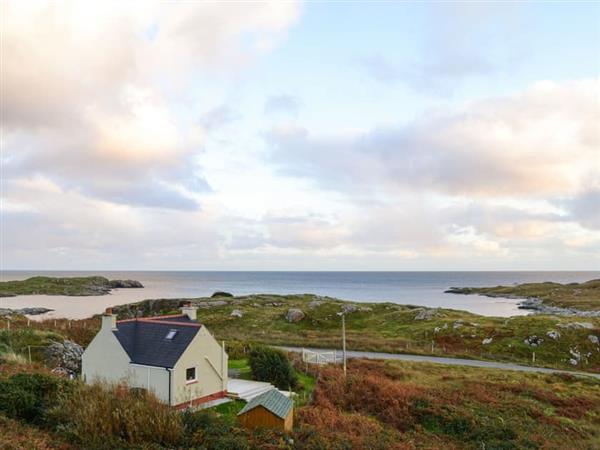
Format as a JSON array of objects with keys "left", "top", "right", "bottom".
[
  {"left": 238, "top": 389, "right": 292, "bottom": 420},
  {"left": 113, "top": 315, "right": 201, "bottom": 368}
]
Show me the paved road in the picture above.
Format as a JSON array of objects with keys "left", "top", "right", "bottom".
[{"left": 278, "top": 346, "right": 600, "bottom": 380}]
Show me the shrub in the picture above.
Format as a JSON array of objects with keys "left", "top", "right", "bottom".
[
  {"left": 49, "top": 382, "right": 182, "bottom": 448},
  {"left": 212, "top": 291, "right": 233, "bottom": 298},
  {"left": 248, "top": 346, "right": 298, "bottom": 390},
  {"left": 181, "top": 409, "right": 250, "bottom": 449},
  {"left": 0, "top": 373, "right": 69, "bottom": 424}
]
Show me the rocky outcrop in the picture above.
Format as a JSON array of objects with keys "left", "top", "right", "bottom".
[
  {"left": 589, "top": 335, "right": 599, "bottom": 345},
  {"left": 557, "top": 322, "right": 595, "bottom": 330},
  {"left": 414, "top": 308, "right": 442, "bottom": 321},
  {"left": 518, "top": 298, "right": 600, "bottom": 317},
  {"left": 45, "top": 340, "right": 83, "bottom": 375},
  {"left": 286, "top": 308, "right": 305, "bottom": 323},
  {"left": 109, "top": 279, "right": 144, "bottom": 289},
  {"left": 0, "top": 307, "right": 53, "bottom": 316}
]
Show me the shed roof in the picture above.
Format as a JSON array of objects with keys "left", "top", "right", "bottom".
[
  {"left": 238, "top": 389, "right": 292, "bottom": 420},
  {"left": 113, "top": 316, "right": 201, "bottom": 368}
]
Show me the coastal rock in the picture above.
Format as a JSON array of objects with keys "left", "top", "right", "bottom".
[
  {"left": 524, "top": 336, "right": 543, "bottom": 347},
  {"left": 230, "top": 309, "right": 243, "bottom": 318},
  {"left": 286, "top": 308, "right": 305, "bottom": 323},
  {"left": 589, "top": 335, "right": 599, "bottom": 345},
  {"left": 308, "top": 300, "right": 323, "bottom": 309},
  {"left": 0, "top": 307, "right": 54, "bottom": 316},
  {"left": 434, "top": 327, "right": 442, "bottom": 333},
  {"left": 109, "top": 279, "right": 144, "bottom": 289},
  {"left": 557, "top": 322, "right": 595, "bottom": 330},
  {"left": 519, "top": 298, "right": 600, "bottom": 317},
  {"left": 198, "top": 300, "right": 228, "bottom": 308},
  {"left": 546, "top": 330, "right": 561, "bottom": 340},
  {"left": 453, "top": 320, "right": 464, "bottom": 330},
  {"left": 482, "top": 338, "right": 493, "bottom": 345},
  {"left": 45, "top": 340, "right": 83, "bottom": 375},
  {"left": 359, "top": 306, "right": 373, "bottom": 312}
]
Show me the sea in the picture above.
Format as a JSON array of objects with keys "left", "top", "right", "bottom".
[{"left": 1, "top": 271, "right": 598, "bottom": 319}]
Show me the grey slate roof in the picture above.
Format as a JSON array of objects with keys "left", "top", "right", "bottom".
[
  {"left": 113, "top": 317, "right": 201, "bottom": 368},
  {"left": 238, "top": 389, "right": 293, "bottom": 420}
]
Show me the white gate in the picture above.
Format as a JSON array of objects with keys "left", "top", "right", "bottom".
[{"left": 301, "top": 348, "right": 341, "bottom": 365}]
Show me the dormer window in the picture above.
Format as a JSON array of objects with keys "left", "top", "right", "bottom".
[{"left": 165, "top": 329, "right": 178, "bottom": 340}]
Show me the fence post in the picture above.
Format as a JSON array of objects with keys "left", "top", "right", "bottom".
[
  {"left": 28, "top": 346, "right": 32, "bottom": 364},
  {"left": 431, "top": 341, "right": 434, "bottom": 353},
  {"left": 532, "top": 352, "right": 536, "bottom": 364}
]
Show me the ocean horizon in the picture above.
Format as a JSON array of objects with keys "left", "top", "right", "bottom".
[{"left": 2, "top": 270, "right": 598, "bottom": 319}]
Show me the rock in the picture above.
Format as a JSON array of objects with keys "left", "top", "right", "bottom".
[
  {"left": 341, "top": 304, "right": 357, "bottom": 314},
  {"left": 109, "top": 279, "right": 144, "bottom": 288},
  {"left": 286, "top": 308, "right": 305, "bottom": 323},
  {"left": 453, "top": 321, "right": 463, "bottom": 330},
  {"left": 524, "top": 336, "right": 543, "bottom": 347},
  {"left": 197, "top": 300, "right": 228, "bottom": 308},
  {"left": 0, "top": 307, "right": 53, "bottom": 316},
  {"left": 546, "top": 330, "right": 561, "bottom": 340},
  {"left": 557, "top": 322, "right": 595, "bottom": 330},
  {"left": 588, "top": 335, "right": 599, "bottom": 345},
  {"left": 308, "top": 300, "right": 323, "bottom": 309},
  {"left": 434, "top": 327, "right": 442, "bottom": 333},
  {"left": 230, "top": 309, "right": 243, "bottom": 318},
  {"left": 569, "top": 359, "right": 579, "bottom": 366},
  {"left": 359, "top": 306, "right": 373, "bottom": 312},
  {"left": 482, "top": 338, "right": 493, "bottom": 345},
  {"left": 211, "top": 291, "right": 233, "bottom": 298},
  {"left": 414, "top": 308, "right": 441, "bottom": 320},
  {"left": 442, "top": 323, "right": 448, "bottom": 330},
  {"left": 569, "top": 348, "right": 582, "bottom": 365},
  {"left": 45, "top": 340, "right": 83, "bottom": 375}
]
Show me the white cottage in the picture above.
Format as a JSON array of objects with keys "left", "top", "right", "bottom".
[{"left": 81, "top": 304, "right": 228, "bottom": 408}]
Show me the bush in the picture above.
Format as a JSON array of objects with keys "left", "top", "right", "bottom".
[
  {"left": 248, "top": 346, "right": 298, "bottom": 390},
  {"left": 49, "top": 382, "right": 182, "bottom": 448},
  {"left": 226, "top": 340, "right": 251, "bottom": 360},
  {"left": 0, "top": 373, "right": 69, "bottom": 424},
  {"left": 181, "top": 409, "right": 250, "bottom": 449},
  {"left": 212, "top": 291, "right": 233, "bottom": 298}
]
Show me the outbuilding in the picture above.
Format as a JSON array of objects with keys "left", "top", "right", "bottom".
[{"left": 237, "top": 389, "right": 293, "bottom": 431}]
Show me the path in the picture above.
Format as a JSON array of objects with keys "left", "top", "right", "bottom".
[{"left": 278, "top": 346, "right": 600, "bottom": 380}]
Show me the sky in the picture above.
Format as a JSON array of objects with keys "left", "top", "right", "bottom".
[{"left": 1, "top": 1, "right": 599, "bottom": 271}]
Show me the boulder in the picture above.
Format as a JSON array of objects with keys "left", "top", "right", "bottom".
[
  {"left": 341, "top": 304, "right": 357, "bottom": 314},
  {"left": 230, "top": 309, "right": 243, "bottom": 318},
  {"left": 308, "top": 300, "right": 323, "bottom": 309},
  {"left": 45, "top": 340, "right": 84, "bottom": 375},
  {"left": 482, "top": 338, "right": 493, "bottom": 345},
  {"left": 434, "top": 327, "right": 442, "bottom": 333},
  {"left": 588, "top": 335, "right": 599, "bottom": 345},
  {"left": 524, "top": 336, "right": 543, "bottom": 347},
  {"left": 546, "top": 330, "right": 561, "bottom": 340},
  {"left": 286, "top": 308, "right": 305, "bottom": 323}
]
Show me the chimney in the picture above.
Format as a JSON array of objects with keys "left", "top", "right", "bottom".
[
  {"left": 181, "top": 303, "right": 197, "bottom": 321},
  {"left": 102, "top": 307, "right": 117, "bottom": 331}
]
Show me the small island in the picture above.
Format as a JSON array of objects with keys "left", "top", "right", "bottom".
[
  {"left": 446, "top": 279, "right": 600, "bottom": 315},
  {"left": 0, "top": 276, "right": 143, "bottom": 297}
]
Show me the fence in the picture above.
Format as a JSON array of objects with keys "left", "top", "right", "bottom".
[{"left": 301, "top": 348, "right": 342, "bottom": 365}]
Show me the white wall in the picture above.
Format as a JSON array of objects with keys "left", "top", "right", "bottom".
[{"left": 171, "top": 326, "right": 228, "bottom": 406}]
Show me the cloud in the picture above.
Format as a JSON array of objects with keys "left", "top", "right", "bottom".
[
  {"left": 267, "top": 79, "right": 600, "bottom": 200},
  {"left": 564, "top": 187, "right": 600, "bottom": 230},
  {"left": 200, "top": 105, "right": 241, "bottom": 131},
  {"left": 264, "top": 94, "right": 302, "bottom": 115},
  {"left": 2, "top": 1, "right": 299, "bottom": 210}
]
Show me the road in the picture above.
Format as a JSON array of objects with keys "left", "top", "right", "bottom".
[{"left": 278, "top": 346, "right": 600, "bottom": 380}]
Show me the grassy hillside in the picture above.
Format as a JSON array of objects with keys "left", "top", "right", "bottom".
[
  {"left": 112, "top": 294, "right": 600, "bottom": 372},
  {"left": 0, "top": 276, "right": 142, "bottom": 297},
  {"left": 300, "top": 359, "right": 600, "bottom": 449},
  {"left": 446, "top": 279, "right": 600, "bottom": 311}
]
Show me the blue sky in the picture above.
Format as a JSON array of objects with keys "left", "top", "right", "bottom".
[{"left": 2, "top": 1, "right": 599, "bottom": 270}]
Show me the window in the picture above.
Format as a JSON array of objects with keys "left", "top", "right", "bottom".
[
  {"left": 165, "top": 329, "right": 177, "bottom": 340},
  {"left": 186, "top": 367, "right": 196, "bottom": 382}
]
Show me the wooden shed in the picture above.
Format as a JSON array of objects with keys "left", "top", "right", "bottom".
[{"left": 237, "top": 389, "right": 293, "bottom": 431}]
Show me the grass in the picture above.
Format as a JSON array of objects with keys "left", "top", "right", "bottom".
[
  {"left": 447, "top": 279, "right": 600, "bottom": 311},
  {"left": 213, "top": 399, "right": 245, "bottom": 418},
  {"left": 112, "top": 293, "right": 600, "bottom": 373},
  {"left": 228, "top": 358, "right": 253, "bottom": 380}
]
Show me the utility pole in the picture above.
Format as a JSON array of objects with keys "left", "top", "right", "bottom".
[{"left": 342, "top": 314, "right": 347, "bottom": 378}]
